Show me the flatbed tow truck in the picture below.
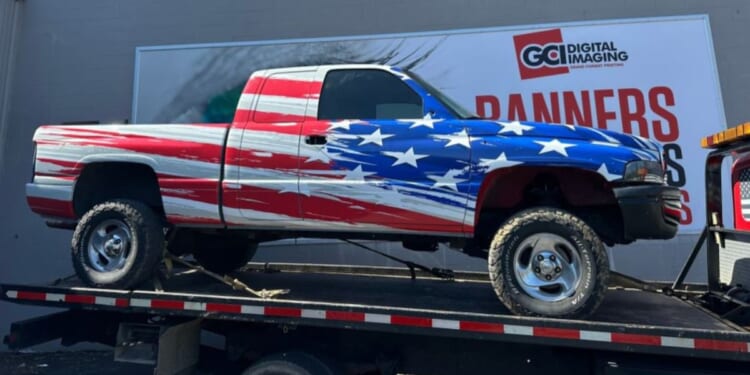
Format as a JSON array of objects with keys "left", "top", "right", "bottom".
[{"left": 3, "top": 128, "right": 750, "bottom": 374}]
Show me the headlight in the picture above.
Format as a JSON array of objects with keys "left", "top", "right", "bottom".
[{"left": 623, "top": 160, "right": 664, "bottom": 183}]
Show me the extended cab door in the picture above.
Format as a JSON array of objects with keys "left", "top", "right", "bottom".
[
  {"left": 299, "top": 67, "right": 471, "bottom": 234},
  {"left": 223, "top": 68, "right": 318, "bottom": 226}
]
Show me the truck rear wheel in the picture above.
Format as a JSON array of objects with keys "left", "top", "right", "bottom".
[
  {"left": 71, "top": 200, "right": 164, "bottom": 289},
  {"left": 241, "top": 351, "right": 341, "bottom": 375},
  {"left": 488, "top": 207, "right": 608, "bottom": 319},
  {"left": 192, "top": 235, "right": 258, "bottom": 274}
]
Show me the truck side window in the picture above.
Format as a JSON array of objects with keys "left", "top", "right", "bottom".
[{"left": 318, "top": 69, "right": 423, "bottom": 120}]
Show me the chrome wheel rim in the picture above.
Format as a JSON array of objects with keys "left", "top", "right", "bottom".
[
  {"left": 513, "top": 233, "right": 582, "bottom": 302},
  {"left": 87, "top": 219, "right": 132, "bottom": 272}
]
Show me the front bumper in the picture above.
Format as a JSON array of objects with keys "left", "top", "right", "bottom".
[{"left": 613, "top": 184, "right": 681, "bottom": 241}]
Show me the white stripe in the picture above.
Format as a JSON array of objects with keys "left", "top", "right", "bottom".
[
  {"left": 184, "top": 302, "right": 206, "bottom": 311},
  {"left": 36, "top": 143, "right": 221, "bottom": 179},
  {"left": 504, "top": 324, "right": 533, "bottom": 336},
  {"left": 130, "top": 298, "right": 151, "bottom": 308},
  {"left": 580, "top": 330, "right": 612, "bottom": 342},
  {"left": 591, "top": 140, "right": 619, "bottom": 147},
  {"left": 237, "top": 93, "right": 257, "bottom": 110},
  {"left": 364, "top": 313, "right": 391, "bottom": 324},
  {"left": 161, "top": 196, "right": 221, "bottom": 223},
  {"left": 301, "top": 309, "right": 326, "bottom": 319},
  {"left": 267, "top": 71, "right": 319, "bottom": 81},
  {"left": 661, "top": 336, "right": 694, "bottom": 349},
  {"left": 241, "top": 305, "right": 264, "bottom": 315},
  {"left": 432, "top": 319, "right": 460, "bottom": 330},
  {"left": 26, "top": 183, "right": 73, "bottom": 201},
  {"left": 45, "top": 293, "right": 65, "bottom": 302},
  {"left": 239, "top": 129, "right": 303, "bottom": 158},
  {"left": 5, "top": 290, "right": 17, "bottom": 299},
  {"left": 238, "top": 94, "right": 312, "bottom": 117},
  {"left": 42, "top": 125, "right": 227, "bottom": 148},
  {"left": 94, "top": 297, "right": 116, "bottom": 306},
  {"left": 32, "top": 175, "right": 74, "bottom": 185},
  {"left": 223, "top": 206, "right": 400, "bottom": 232}
]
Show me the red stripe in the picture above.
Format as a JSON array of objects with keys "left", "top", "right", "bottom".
[
  {"left": 221, "top": 183, "right": 467, "bottom": 233},
  {"left": 226, "top": 147, "right": 319, "bottom": 171},
  {"left": 300, "top": 191, "right": 466, "bottom": 233},
  {"left": 391, "top": 315, "right": 432, "bottom": 328},
  {"left": 663, "top": 205, "right": 681, "bottom": 219},
  {"left": 233, "top": 109, "right": 252, "bottom": 123},
  {"left": 534, "top": 327, "right": 581, "bottom": 340},
  {"left": 611, "top": 332, "right": 661, "bottom": 346},
  {"left": 242, "top": 76, "right": 265, "bottom": 94},
  {"left": 115, "top": 298, "right": 129, "bottom": 308},
  {"left": 17, "top": 291, "right": 46, "bottom": 301},
  {"left": 167, "top": 216, "right": 223, "bottom": 225},
  {"left": 224, "top": 184, "right": 302, "bottom": 219},
  {"left": 35, "top": 158, "right": 81, "bottom": 175},
  {"left": 460, "top": 321, "right": 504, "bottom": 334},
  {"left": 47, "top": 127, "right": 226, "bottom": 164},
  {"left": 325, "top": 311, "right": 365, "bottom": 322},
  {"left": 26, "top": 196, "right": 76, "bottom": 219},
  {"left": 151, "top": 299, "right": 185, "bottom": 310},
  {"left": 206, "top": 302, "right": 242, "bottom": 314},
  {"left": 694, "top": 339, "right": 748, "bottom": 352},
  {"left": 265, "top": 306, "right": 302, "bottom": 318},
  {"left": 65, "top": 294, "right": 96, "bottom": 304},
  {"left": 258, "top": 77, "right": 322, "bottom": 98}
]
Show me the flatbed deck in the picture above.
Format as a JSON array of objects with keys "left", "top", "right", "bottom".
[{"left": 3, "top": 263, "right": 749, "bottom": 363}]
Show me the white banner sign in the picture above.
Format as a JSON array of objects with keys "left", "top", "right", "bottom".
[{"left": 135, "top": 15, "right": 725, "bottom": 232}]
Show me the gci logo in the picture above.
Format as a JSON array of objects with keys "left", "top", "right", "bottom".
[
  {"left": 514, "top": 29, "right": 569, "bottom": 80},
  {"left": 513, "top": 29, "right": 629, "bottom": 80}
]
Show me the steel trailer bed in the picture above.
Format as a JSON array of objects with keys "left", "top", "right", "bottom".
[{"left": 2, "top": 262, "right": 749, "bottom": 374}]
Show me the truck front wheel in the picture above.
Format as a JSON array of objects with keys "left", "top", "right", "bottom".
[
  {"left": 71, "top": 200, "right": 164, "bottom": 288},
  {"left": 488, "top": 207, "right": 609, "bottom": 319}
]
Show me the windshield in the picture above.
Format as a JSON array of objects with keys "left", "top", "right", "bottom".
[{"left": 406, "top": 70, "right": 479, "bottom": 120}]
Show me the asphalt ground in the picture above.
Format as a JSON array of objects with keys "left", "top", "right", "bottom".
[
  {"left": 0, "top": 350, "right": 152, "bottom": 375},
  {"left": 0, "top": 348, "right": 251, "bottom": 375}
]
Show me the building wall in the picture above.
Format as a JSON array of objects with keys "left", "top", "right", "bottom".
[
  {"left": 1, "top": 0, "right": 748, "bottom": 344},
  {"left": 0, "top": 0, "right": 22, "bottom": 176}
]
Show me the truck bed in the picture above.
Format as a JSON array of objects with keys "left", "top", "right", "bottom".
[{"left": 2, "top": 263, "right": 749, "bottom": 362}]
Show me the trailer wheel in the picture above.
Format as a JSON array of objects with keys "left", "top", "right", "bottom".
[
  {"left": 192, "top": 235, "right": 258, "bottom": 274},
  {"left": 242, "top": 351, "right": 341, "bottom": 375},
  {"left": 71, "top": 200, "right": 164, "bottom": 288},
  {"left": 488, "top": 207, "right": 608, "bottom": 319}
]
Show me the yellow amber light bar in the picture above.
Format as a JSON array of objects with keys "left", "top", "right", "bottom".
[{"left": 701, "top": 122, "right": 750, "bottom": 148}]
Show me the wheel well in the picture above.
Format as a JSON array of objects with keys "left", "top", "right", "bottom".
[
  {"left": 73, "top": 162, "right": 164, "bottom": 218},
  {"left": 473, "top": 166, "right": 624, "bottom": 249}
]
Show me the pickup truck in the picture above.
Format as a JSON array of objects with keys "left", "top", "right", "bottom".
[{"left": 25, "top": 64, "right": 680, "bottom": 318}]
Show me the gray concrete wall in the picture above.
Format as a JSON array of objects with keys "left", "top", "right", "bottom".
[
  {"left": 0, "top": 0, "right": 22, "bottom": 176},
  {"left": 1, "top": 0, "right": 748, "bottom": 346}
]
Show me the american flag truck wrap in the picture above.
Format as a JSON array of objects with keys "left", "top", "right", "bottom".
[{"left": 25, "top": 65, "right": 681, "bottom": 318}]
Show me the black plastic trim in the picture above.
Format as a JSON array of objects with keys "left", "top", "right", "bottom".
[{"left": 614, "top": 184, "right": 681, "bottom": 240}]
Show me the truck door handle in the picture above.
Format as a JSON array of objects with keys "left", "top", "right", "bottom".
[{"left": 305, "top": 135, "right": 327, "bottom": 145}]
